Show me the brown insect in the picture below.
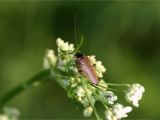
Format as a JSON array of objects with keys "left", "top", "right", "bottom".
[{"left": 75, "top": 52, "right": 99, "bottom": 85}]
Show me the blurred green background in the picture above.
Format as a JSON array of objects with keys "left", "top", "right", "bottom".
[{"left": 0, "top": 1, "right": 160, "bottom": 119}]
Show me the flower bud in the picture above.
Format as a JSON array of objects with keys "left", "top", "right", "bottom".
[
  {"left": 43, "top": 49, "right": 57, "bottom": 69},
  {"left": 83, "top": 106, "right": 93, "bottom": 117}
]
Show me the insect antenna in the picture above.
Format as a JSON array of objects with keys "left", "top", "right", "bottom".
[
  {"left": 74, "top": 14, "right": 77, "bottom": 48},
  {"left": 74, "top": 14, "right": 84, "bottom": 53}
]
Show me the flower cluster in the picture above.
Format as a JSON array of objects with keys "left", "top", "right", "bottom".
[
  {"left": 57, "top": 38, "right": 74, "bottom": 52},
  {"left": 105, "top": 103, "right": 132, "bottom": 120},
  {"left": 125, "top": 84, "right": 145, "bottom": 107},
  {"left": 43, "top": 38, "right": 145, "bottom": 120},
  {"left": 0, "top": 107, "right": 20, "bottom": 120}
]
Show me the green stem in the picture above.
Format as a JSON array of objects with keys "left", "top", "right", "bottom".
[
  {"left": 0, "top": 69, "right": 51, "bottom": 107},
  {"left": 106, "top": 83, "right": 130, "bottom": 87},
  {"left": 82, "top": 81, "right": 102, "bottom": 120}
]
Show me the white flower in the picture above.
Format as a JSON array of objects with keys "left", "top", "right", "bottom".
[
  {"left": 0, "top": 114, "right": 8, "bottom": 120},
  {"left": 112, "top": 103, "right": 132, "bottom": 119},
  {"left": 88, "top": 55, "right": 106, "bottom": 78},
  {"left": 83, "top": 106, "right": 93, "bottom": 117},
  {"left": 56, "top": 38, "right": 74, "bottom": 52},
  {"left": 105, "top": 104, "right": 132, "bottom": 120},
  {"left": 43, "top": 49, "right": 57, "bottom": 69},
  {"left": 88, "top": 55, "right": 96, "bottom": 65},
  {"left": 105, "top": 91, "right": 117, "bottom": 105},
  {"left": 0, "top": 107, "right": 20, "bottom": 120},
  {"left": 105, "top": 109, "right": 117, "bottom": 120},
  {"left": 125, "top": 84, "right": 145, "bottom": 107},
  {"left": 76, "top": 86, "right": 85, "bottom": 102},
  {"left": 96, "top": 61, "right": 106, "bottom": 77}
]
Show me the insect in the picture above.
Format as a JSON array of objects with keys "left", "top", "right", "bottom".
[
  {"left": 75, "top": 52, "right": 99, "bottom": 85},
  {"left": 73, "top": 15, "right": 99, "bottom": 85}
]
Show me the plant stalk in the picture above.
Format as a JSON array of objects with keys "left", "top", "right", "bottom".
[{"left": 0, "top": 69, "right": 51, "bottom": 107}]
